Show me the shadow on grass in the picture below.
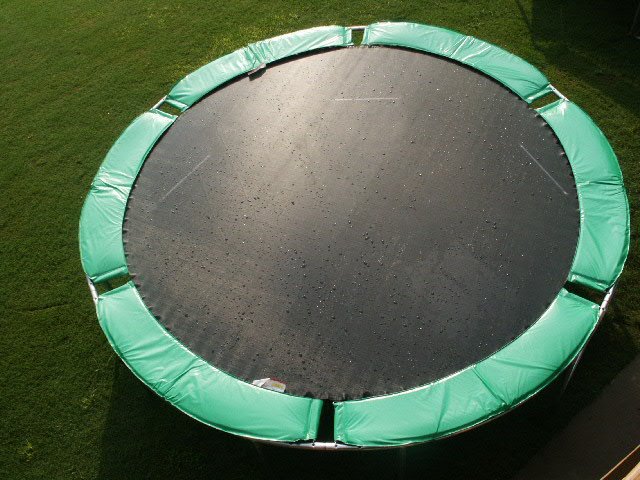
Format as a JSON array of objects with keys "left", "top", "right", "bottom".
[
  {"left": 98, "top": 309, "right": 637, "bottom": 480},
  {"left": 96, "top": 361, "right": 261, "bottom": 480},
  {"left": 516, "top": 0, "right": 640, "bottom": 116}
]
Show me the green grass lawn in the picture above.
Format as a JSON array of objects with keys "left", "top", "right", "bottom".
[{"left": 1, "top": 1, "right": 639, "bottom": 478}]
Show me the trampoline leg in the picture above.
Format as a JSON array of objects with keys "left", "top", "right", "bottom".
[
  {"left": 251, "top": 441, "right": 267, "bottom": 466},
  {"left": 86, "top": 275, "right": 98, "bottom": 306},
  {"left": 631, "top": 0, "right": 640, "bottom": 37},
  {"left": 252, "top": 441, "right": 268, "bottom": 473},
  {"left": 559, "top": 354, "right": 582, "bottom": 399},
  {"left": 559, "top": 284, "right": 617, "bottom": 398},
  {"left": 396, "top": 447, "right": 407, "bottom": 480}
]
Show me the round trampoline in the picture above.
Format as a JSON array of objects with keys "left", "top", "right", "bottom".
[{"left": 79, "top": 23, "right": 629, "bottom": 447}]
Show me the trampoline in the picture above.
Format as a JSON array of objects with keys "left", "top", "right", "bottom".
[{"left": 79, "top": 23, "right": 630, "bottom": 447}]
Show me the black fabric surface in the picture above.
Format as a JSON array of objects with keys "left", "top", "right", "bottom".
[{"left": 124, "top": 46, "right": 579, "bottom": 400}]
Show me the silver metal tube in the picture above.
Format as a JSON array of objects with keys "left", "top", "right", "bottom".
[
  {"left": 254, "top": 439, "right": 366, "bottom": 450},
  {"left": 599, "top": 283, "right": 616, "bottom": 320},
  {"left": 250, "top": 436, "right": 401, "bottom": 450},
  {"left": 86, "top": 275, "right": 99, "bottom": 306},
  {"left": 152, "top": 96, "right": 167, "bottom": 110},
  {"left": 549, "top": 84, "right": 568, "bottom": 102},
  {"left": 287, "top": 442, "right": 360, "bottom": 451}
]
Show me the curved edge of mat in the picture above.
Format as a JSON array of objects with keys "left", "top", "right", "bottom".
[
  {"left": 538, "top": 99, "right": 630, "bottom": 292},
  {"left": 79, "top": 109, "right": 176, "bottom": 283},
  {"left": 333, "top": 289, "right": 599, "bottom": 447},
  {"left": 97, "top": 281, "right": 323, "bottom": 442},
  {"left": 165, "top": 25, "right": 353, "bottom": 111},
  {"left": 362, "top": 21, "right": 551, "bottom": 103}
]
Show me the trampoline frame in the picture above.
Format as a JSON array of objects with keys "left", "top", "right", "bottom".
[{"left": 79, "top": 22, "right": 630, "bottom": 448}]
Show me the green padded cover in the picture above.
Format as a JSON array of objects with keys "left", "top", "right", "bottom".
[
  {"left": 334, "top": 290, "right": 599, "bottom": 446},
  {"left": 166, "top": 26, "right": 352, "bottom": 110},
  {"left": 79, "top": 109, "right": 176, "bottom": 283},
  {"left": 79, "top": 23, "right": 629, "bottom": 446},
  {"left": 97, "top": 282, "right": 322, "bottom": 442},
  {"left": 362, "top": 22, "right": 552, "bottom": 103},
  {"left": 538, "top": 100, "right": 629, "bottom": 291}
]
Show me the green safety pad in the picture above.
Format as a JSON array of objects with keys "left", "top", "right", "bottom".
[
  {"left": 79, "top": 24, "right": 629, "bottom": 447},
  {"left": 362, "top": 22, "right": 552, "bottom": 103},
  {"left": 79, "top": 109, "right": 176, "bottom": 283},
  {"left": 569, "top": 182, "right": 629, "bottom": 291},
  {"left": 166, "top": 26, "right": 352, "bottom": 110},
  {"left": 538, "top": 100, "right": 629, "bottom": 291},
  {"left": 538, "top": 100, "right": 623, "bottom": 185},
  {"left": 334, "top": 290, "right": 598, "bottom": 446},
  {"left": 97, "top": 282, "right": 322, "bottom": 442}
]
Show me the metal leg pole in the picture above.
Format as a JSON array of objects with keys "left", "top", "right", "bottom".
[
  {"left": 559, "top": 284, "right": 617, "bottom": 398},
  {"left": 397, "top": 447, "right": 407, "bottom": 480},
  {"left": 252, "top": 441, "right": 271, "bottom": 479},
  {"left": 631, "top": 0, "right": 640, "bottom": 37}
]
